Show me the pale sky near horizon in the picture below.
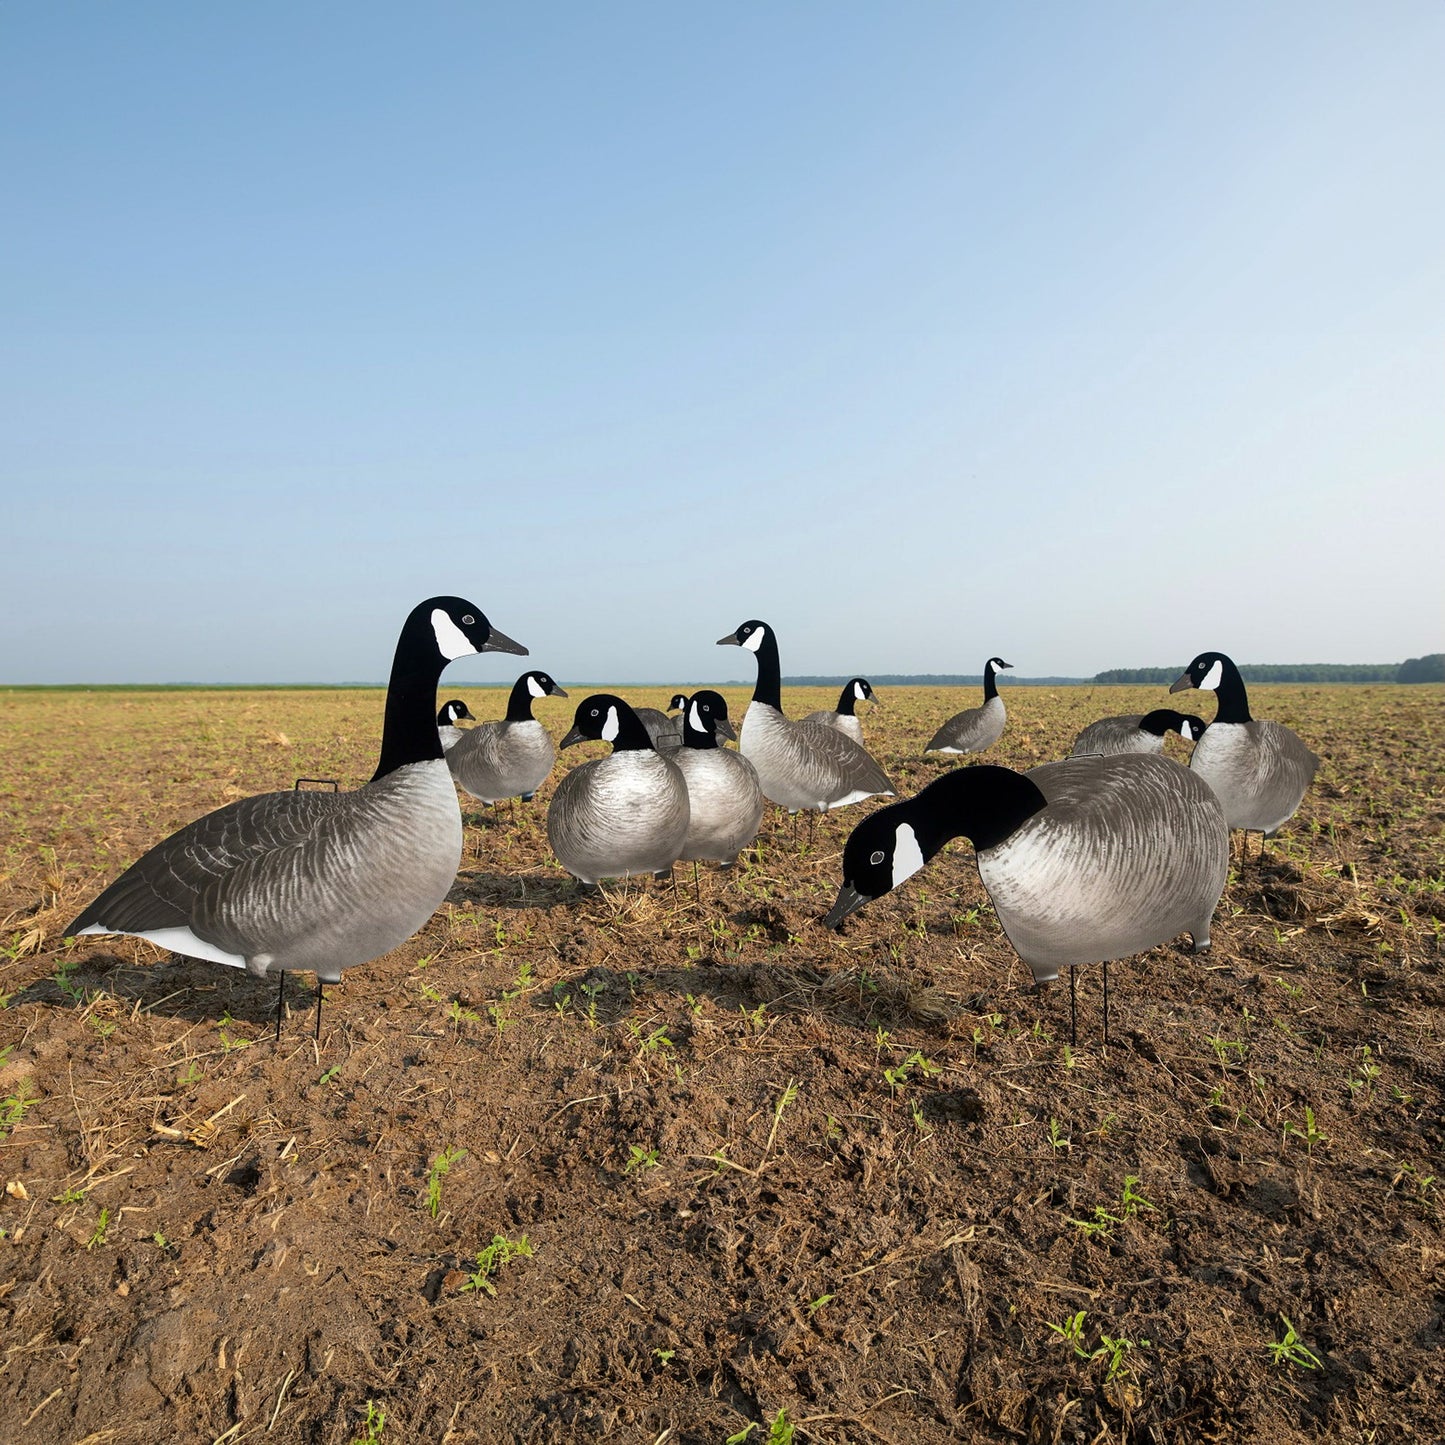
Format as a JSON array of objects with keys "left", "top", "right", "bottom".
[{"left": 3, "top": 4, "right": 1442, "bottom": 686}]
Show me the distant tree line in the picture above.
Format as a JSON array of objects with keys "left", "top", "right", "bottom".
[
  {"left": 783, "top": 674, "right": 1083, "bottom": 687},
  {"left": 1094, "top": 655, "right": 1444, "bottom": 685}
]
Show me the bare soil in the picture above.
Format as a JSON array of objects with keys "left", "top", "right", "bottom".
[{"left": 1, "top": 683, "right": 1442, "bottom": 1444}]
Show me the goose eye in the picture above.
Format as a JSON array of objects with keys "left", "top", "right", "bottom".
[
  {"left": 461, "top": 614, "right": 475, "bottom": 625},
  {"left": 589, "top": 708, "right": 599, "bottom": 717},
  {"left": 869, "top": 850, "right": 885, "bottom": 866}
]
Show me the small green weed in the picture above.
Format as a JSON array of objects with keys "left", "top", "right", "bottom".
[
  {"left": 425, "top": 1147, "right": 466, "bottom": 1218},
  {"left": 1266, "top": 1315, "right": 1321, "bottom": 1370},
  {"left": 460, "top": 1233, "right": 533, "bottom": 1295}
]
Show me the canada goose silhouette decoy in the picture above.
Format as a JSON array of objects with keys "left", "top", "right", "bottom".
[
  {"left": 671, "top": 691, "right": 764, "bottom": 892},
  {"left": 436, "top": 698, "right": 476, "bottom": 752},
  {"left": 1070, "top": 709, "right": 1206, "bottom": 758},
  {"left": 69, "top": 598, "right": 528, "bottom": 1040},
  {"left": 925, "top": 658, "right": 1012, "bottom": 754},
  {"left": 803, "top": 678, "right": 880, "bottom": 746},
  {"left": 547, "top": 694, "right": 690, "bottom": 885},
  {"left": 823, "top": 755, "right": 1229, "bottom": 1043},
  {"left": 1170, "top": 651, "right": 1320, "bottom": 865},
  {"left": 445, "top": 670, "right": 568, "bottom": 809},
  {"left": 718, "top": 621, "right": 894, "bottom": 828}
]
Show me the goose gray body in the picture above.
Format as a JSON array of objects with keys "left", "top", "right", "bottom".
[
  {"left": 635, "top": 704, "right": 687, "bottom": 752},
  {"left": 69, "top": 597, "right": 528, "bottom": 987},
  {"left": 979, "top": 755, "right": 1228, "bottom": 982},
  {"left": 73, "top": 763, "right": 462, "bottom": 983},
  {"left": 803, "top": 710, "right": 864, "bottom": 745},
  {"left": 1187, "top": 721, "right": 1319, "bottom": 834},
  {"left": 448, "top": 719, "right": 557, "bottom": 803},
  {"left": 1070, "top": 715, "right": 1160, "bottom": 757},
  {"left": 926, "top": 694, "right": 1006, "bottom": 754},
  {"left": 803, "top": 679, "right": 876, "bottom": 746},
  {"left": 547, "top": 751, "right": 690, "bottom": 882},
  {"left": 675, "top": 746, "right": 764, "bottom": 863},
  {"left": 743, "top": 703, "right": 894, "bottom": 812}
]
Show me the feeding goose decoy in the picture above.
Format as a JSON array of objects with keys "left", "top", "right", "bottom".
[
  {"left": 445, "top": 669, "right": 568, "bottom": 806},
  {"left": 823, "top": 754, "right": 1229, "bottom": 1042},
  {"left": 633, "top": 692, "right": 690, "bottom": 752},
  {"left": 1070, "top": 708, "right": 1207, "bottom": 758},
  {"left": 1170, "top": 651, "right": 1320, "bottom": 861},
  {"left": 68, "top": 598, "right": 528, "bottom": 1039},
  {"left": 672, "top": 691, "right": 765, "bottom": 882},
  {"left": 925, "top": 658, "right": 1012, "bottom": 754},
  {"left": 803, "top": 678, "right": 880, "bottom": 746},
  {"left": 436, "top": 698, "right": 476, "bottom": 752},
  {"left": 718, "top": 620, "right": 894, "bottom": 816},
  {"left": 547, "top": 694, "right": 690, "bottom": 885}
]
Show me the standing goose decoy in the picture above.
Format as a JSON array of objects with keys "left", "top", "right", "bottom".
[
  {"left": 925, "top": 658, "right": 1012, "bottom": 754},
  {"left": 1169, "top": 651, "right": 1320, "bottom": 861},
  {"left": 68, "top": 598, "right": 528, "bottom": 1039},
  {"left": 1070, "top": 709, "right": 1207, "bottom": 758},
  {"left": 718, "top": 620, "right": 894, "bottom": 816},
  {"left": 803, "top": 678, "right": 880, "bottom": 746},
  {"left": 823, "top": 754, "right": 1229, "bottom": 1043},
  {"left": 436, "top": 698, "right": 476, "bottom": 753},
  {"left": 672, "top": 691, "right": 765, "bottom": 883},
  {"left": 547, "top": 694, "right": 690, "bottom": 885},
  {"left": 633, "top": 692, "right": 690, "bottom": 752},
  {"left": 446, "top": 670, "right": 568, "bottom": 806}
]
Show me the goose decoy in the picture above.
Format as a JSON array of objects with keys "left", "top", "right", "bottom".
[
  {"left": 1070, "top": 709, "right": 1206, "bottom": 758},
  {"left": 445, "top": 670, "right": 568, "bottom": 806},
  {"left": 823, "top": 754, "right": 1229, "bottom": 1042},
  {"left": 803, "top": 678, "right": 880, "bottom": 746},
  {"left": 68, "top": 598, "right": 528, "bottom": 1039},
  {"left": 925, "top": 658, "right": 1012, "bottom": 754},
  {"left": 671, "top": 691, "right": 765, "bottom": 878},
  {"left": 718, "top": 620, "right": 894, "bottom": 815},
  {"left": 1169, "top": 651, "right": 1319, "bottom": 860},
  {"left": 436, "top": 698, "right": 476, "bottom": 752},
  {"left": 633, "top": 692, "right": 690, "bottom": 752},
  {"left": 547, "top": 694, "right": 690, "bottom": 885}
]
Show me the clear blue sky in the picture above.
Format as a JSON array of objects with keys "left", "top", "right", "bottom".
[{"left": 4, "top": 4, "right": 1442, "bottom": 685}]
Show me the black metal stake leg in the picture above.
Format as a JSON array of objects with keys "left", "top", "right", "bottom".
[
  {"left": 692, "top": 860, "right": 700, "bottom": 902},
  {"left": 1069, "top": 969, "right": 1077, "bottom": 1047},
  {"left": 1102, "top": 960, "right": 1110, "bottom": 1047},
  {"left": 275, "top": 970, "right": 285, "bottom": 1043},
  {"left": 314, "top": 984, "right": 324, "bottom": 1042}
]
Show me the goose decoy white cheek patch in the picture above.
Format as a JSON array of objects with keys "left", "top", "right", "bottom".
[
  {"left": 741, "top": 628, "right": 765, "bottom": 653},
  {"left": 891, "top": 823, "right": 925, "bottom": 889},
  {"left": 855, "top": 682, "right": 867, "bottom": 700},
  {"left": 1199, "top": 660, "right": 1223, "bottom": 691},
  {"left": 689, "top": 702, "right": 705, "bottom": 732},
  {"left": 601, "top": 706, "right": 620, "bottom": 743},
  {"left": 527, "top": 675, "right": 547, "bottom": 698},
  {"left": 431, "top": 609, "right": 477, "bottom": 660}
]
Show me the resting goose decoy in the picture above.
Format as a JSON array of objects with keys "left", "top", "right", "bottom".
[
  {"left": 718, "top": 620, "right": 895, "bottom": 814},
  {"left": 672, "top": 691, "right": 765, "bottom": 873},
  {"left": 446, "top": 670, "right": 568, "bottom": 805},
  {"left": 925, "top": 658, "right": 1012, "bottom": 754},
  {"left": 1070, "top": 709, "right": 1206, "bottom": 758},
  {"left": 823, "top": 755, "right": 1229, "bottom": 1042},
  {"left": 803, "top": 678, "right": 880, "bottom": 746},
  {"left": 547, "top": 694, "right": 690, "bottom": 885},
  {"left": 436, "top": 698, "right": 476, "bottom": 753},
  {"left": 1170, "top": 651, "right": 1319, "bottom": 856},
  {"left": 68, "top": 598, "right": 528, "bottom": 1038}
]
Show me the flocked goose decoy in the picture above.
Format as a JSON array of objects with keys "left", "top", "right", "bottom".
[
  {"left": 436, "top": 698, "right": 476, "bottom": 753},
  {"left": 803, "top": 678, "right": 880, "bottom": 746},
  {"left": 925, "top": 657, "right": 1012, "bottom": 754},
  {"left": 671, "top": 691, "right": 765, "bottom": 879},
  {"left": 719, "top": 620, "right": 894, "bottom": 816},
  {"left": 1170, "top": 651, "right": 1319, "bottom": 859},
  {"left": 823, "top": 754, "right": 1229, "bottom": 1042},
  {"left": 547, "top": 694, "right": 691, "bottom": 885},
  {"left": 68, "top": 598, "right": 528, "bottom": 1038},
  {"left": 1070, "top": 709, "right": 1207, "bottom": 758},
  {"left": 445, "top": 669, "right": 568, "bottom": 806}
]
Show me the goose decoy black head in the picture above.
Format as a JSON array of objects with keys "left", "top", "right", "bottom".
[
  {"left": 1170, "top": 652, "right": 1232, "bottom": 695},
  {"left": 668, "top": 693, "right": 690, "bottom": 712},
  {"left": 1139, "top": 709, "right": 1207, "bottom": 741},
  {"left": 682, "top": 689, "right": 737, "bottom": 746},
  {"left": 414, "top": 598, "right": 528, "bottom": 662},
  {"left": 989, "top": 658, "right": 1012, "bottom": 674},
  {"left": 717, "top": 620, "right": 770, "bottom": 652},
  {"left": 521, "top": 670, "right": 569, "bottom": 702},
  {"left": 437, "top": 699, "right": 476, "bottom": 726},
  {"left": 560, "top": 694, "right": 654, "bottom": 751}
]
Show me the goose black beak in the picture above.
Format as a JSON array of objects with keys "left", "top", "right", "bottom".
[
  {"left": 1168, "top": 673, "right": 1194, "bottom": 694},
  {"left": 559, "top": 725, "right": 587, "bottom": 748},
  {"left": 822, "top": 883, "right": 870, "bottom": 929},
  {"left": 715, "top": 717, "right": 737, "bottom": 742},
  {"left": 716, "top": 633, "right": 741, "bottom": 647},
  {"left": 481, "top": 626, "right": 529, "bottom": 657},
  {"left": 549, "top": 684, "right": 570, "bottom": 698}
]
